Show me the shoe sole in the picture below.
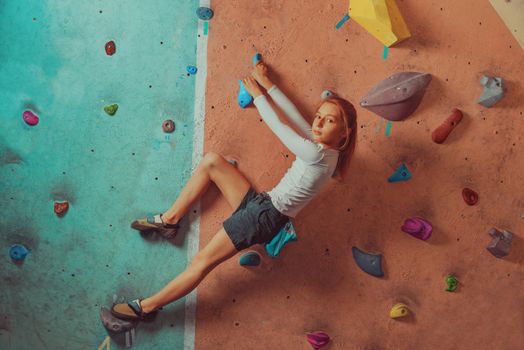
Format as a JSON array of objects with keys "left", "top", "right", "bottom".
[{"left": 131, "top": 221, "right": 178, "bottom": 239}]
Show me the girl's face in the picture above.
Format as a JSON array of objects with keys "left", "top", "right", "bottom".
[{"left": 312, "top": 102, "right": 349, "bottom": 149}]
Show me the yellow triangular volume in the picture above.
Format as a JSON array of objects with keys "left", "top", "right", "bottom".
[{"left": 349, "top": 0, "right": 411, "bottom": 47}]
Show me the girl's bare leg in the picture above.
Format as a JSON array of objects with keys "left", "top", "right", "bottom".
[
  {"left": 138, "top": 151, "right": 252, "bottom": 312},
  {"left": 140, "top": 227, "right": 237, "bottom": 313},
  {"left": 161, "top": 152, "right": 251, "bottom": 224}
]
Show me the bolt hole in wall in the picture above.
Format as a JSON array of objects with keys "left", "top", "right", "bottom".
[{"left": 1, "top": 1, "right": 200, "bottom": 349}]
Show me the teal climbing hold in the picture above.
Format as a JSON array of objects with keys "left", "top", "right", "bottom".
[
  {"left": 239, "top": 251, "right": 261, "bottom": 266},
  {"left": 196, "top": 7, "right": 214, "bottom": 21},
  {"left": 237, "top": 53, "right": 263, "bottom": 108},
  {"left": 388, "top": 163, "right": 411, "bottom": 183},
  {"left": 336, "top": 14, "right": 350, "bottom": 29},
  {"left": 237, "top": 80, "right": 253, "bottom": 108},
  {"left": 265, "top": 221, "right": 297, "bottom": 258},
  {"left": 383, "top": 45, "right": 389, "bottom": 60}
]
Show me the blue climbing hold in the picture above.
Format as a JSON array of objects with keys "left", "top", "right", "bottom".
[
  {"left": 265, "top": 221, "right": 298, "bottom": 258},
  {"left": 238, "top": 80, "right": 253, "bottom": 108},
  {"left": 237, "top": 53, "right": 263, "bottom": 108},
  {"left": 186, "top": 65, "right": 197, "bottom": 75},
  {"left": 196, "top": 7, "right": 214, "bottom": 21},
  {"left": 239, "top": 251, "right": 261, "bottom": 267},
  {"left": 9, "top": 244, "right": 29, "bottom": 261},
  {"left": 388, "top": 163, "right": 412, "bottom": 183},
  {"left": 253, "top": 52, "right": 262, "bottom": 66}
]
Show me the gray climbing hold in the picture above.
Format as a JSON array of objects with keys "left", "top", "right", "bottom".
[
  {"left": 227, "top": 159, "right": 238, "bottom": 168},
  {"left": 486, "top": 227, "right": 513, "bottom": 258},
  {"left": 352, "top": 247, "right": 384, "bottom": 277},
  {"left": 100, "top": 307, "right": 137, "bottom": 333},
  {"left": 196, "top": 7, "right": 214, "bottom": 21},
  {"left": 321, "top": 90, "right": 334, "bottom": 100},
  {"left": 478, "top": 75, "right": 505, "bottom": 108}
]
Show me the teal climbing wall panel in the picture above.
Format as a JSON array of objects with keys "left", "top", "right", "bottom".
[{"left": 0, "top": 0, "right": 201, "bottom": 348}]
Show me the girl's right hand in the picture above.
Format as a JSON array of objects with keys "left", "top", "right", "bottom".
[{"left": 252, "top": 62, "right": 273, "bottom": 90}]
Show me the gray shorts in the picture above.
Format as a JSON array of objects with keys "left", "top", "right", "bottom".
[{"left": 223, "top": 188, "right": 289, "bottom": 251}]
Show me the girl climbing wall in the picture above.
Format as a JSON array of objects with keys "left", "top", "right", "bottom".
[{"left": 109, "top": 60, "right": 358, "bottom": 320}]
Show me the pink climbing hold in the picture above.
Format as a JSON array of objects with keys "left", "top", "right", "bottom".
[
  {"left": 401, "top": 217, "right": 433, "bottom": 241},
  {"left": 22, "top": 110, "right": 39, "bottom": 126},
  {"left": 306, "top": 331, "right": 330, "bottom": 349}
]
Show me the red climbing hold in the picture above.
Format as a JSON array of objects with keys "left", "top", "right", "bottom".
[
  {"left": 54, "top": 201, "right": 69, "bottom": 217},
  {"left": 105, "top": 41, "right": 116, "bottom": 56},
  {"left": 462, "top": 188, "right": 478, "bottom": 205},
  {"left": 431, "top": 108, "right": 463, "bottom": 144}
]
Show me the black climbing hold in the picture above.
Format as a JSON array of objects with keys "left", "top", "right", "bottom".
[
  {"left": 196, "top": 7, "right": 214, "bottom": 21},
  {"left": 100, "top": 307, "right": 137, "bottom": 333},
  {"left": 352, "top": 246, "right": 384, "bottom": 277}
]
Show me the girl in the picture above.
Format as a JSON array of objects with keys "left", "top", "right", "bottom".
[{"left": 110, "top": 61, "right": 358, "bottom": 320}]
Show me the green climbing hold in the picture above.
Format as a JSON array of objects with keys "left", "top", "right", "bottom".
[
  {"left": 104, "top": 104, "right": 119, "bottom": 116},
  {"left": 445, "top": 275, "right": 458, "bottom": 292}
]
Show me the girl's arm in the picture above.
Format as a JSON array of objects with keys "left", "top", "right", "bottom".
[
  {"left": 251, "top": 62, "right": 313, "bottom": 139},
  {"left": 266, "top": 85, "right": 314, "bottom": 140},
  {"left": 253, "top": 94, "right": 323, "bottom": 164}
]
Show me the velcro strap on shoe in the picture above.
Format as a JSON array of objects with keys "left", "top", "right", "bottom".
[{"left": 127, "top": 299, "right": 143, "bottom": 317}]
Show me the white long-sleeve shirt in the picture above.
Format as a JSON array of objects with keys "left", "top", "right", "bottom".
[{"left": 253, "top": 85, "right": 340, "bottom": 218}]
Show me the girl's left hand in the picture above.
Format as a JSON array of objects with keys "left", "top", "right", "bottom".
[{"left": 242, "top": 77, "right": 263, "bottom": 98}]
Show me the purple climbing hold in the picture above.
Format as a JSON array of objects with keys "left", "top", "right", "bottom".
[
  {"left": 22, "top": 110, "right": 39, "bottom": 126},
  {"left": 360, "top": 72, "right": 432, "bottom": 121},
  {"left": 306, "top": 331, "right": 330, "bottom": 349},
  {"left": 486, "top": 228, "right": 513, "bottom": 258},
  {"left": 100, "top": 307, "right": 137, "bottom": 333},
  {"left": 401, "top": 217, "right": 433, "bottom": 241}
]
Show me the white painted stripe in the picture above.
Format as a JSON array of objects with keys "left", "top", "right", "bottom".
[{"left": 184, "top": 1, "right": 210, "bottom": 349}]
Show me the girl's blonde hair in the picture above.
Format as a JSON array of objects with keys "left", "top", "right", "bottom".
[{"left": 317, "top": 96, "right": 358, "bottom": 182}]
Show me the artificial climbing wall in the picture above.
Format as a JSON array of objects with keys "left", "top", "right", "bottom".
[
  {"left": 196, "top": 1, "right": 524, "bottom": 349},
  {"left": 1, "top": 1, "right": 202, "bottom": 349}
]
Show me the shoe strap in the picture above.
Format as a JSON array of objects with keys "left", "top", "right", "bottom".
[
  {"left": 146, "top": 215, "right": 179, "bottom": 228},
  {"left": 127, "top": 299, "right": 143, "bottom": 317}
]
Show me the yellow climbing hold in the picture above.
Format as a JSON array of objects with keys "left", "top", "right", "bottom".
[
  {"left": 390, "top": 303, "right": 410, "bottom": 318},
  {"left": 348, "top": 0, "right": 411, "bottom": 47}
]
